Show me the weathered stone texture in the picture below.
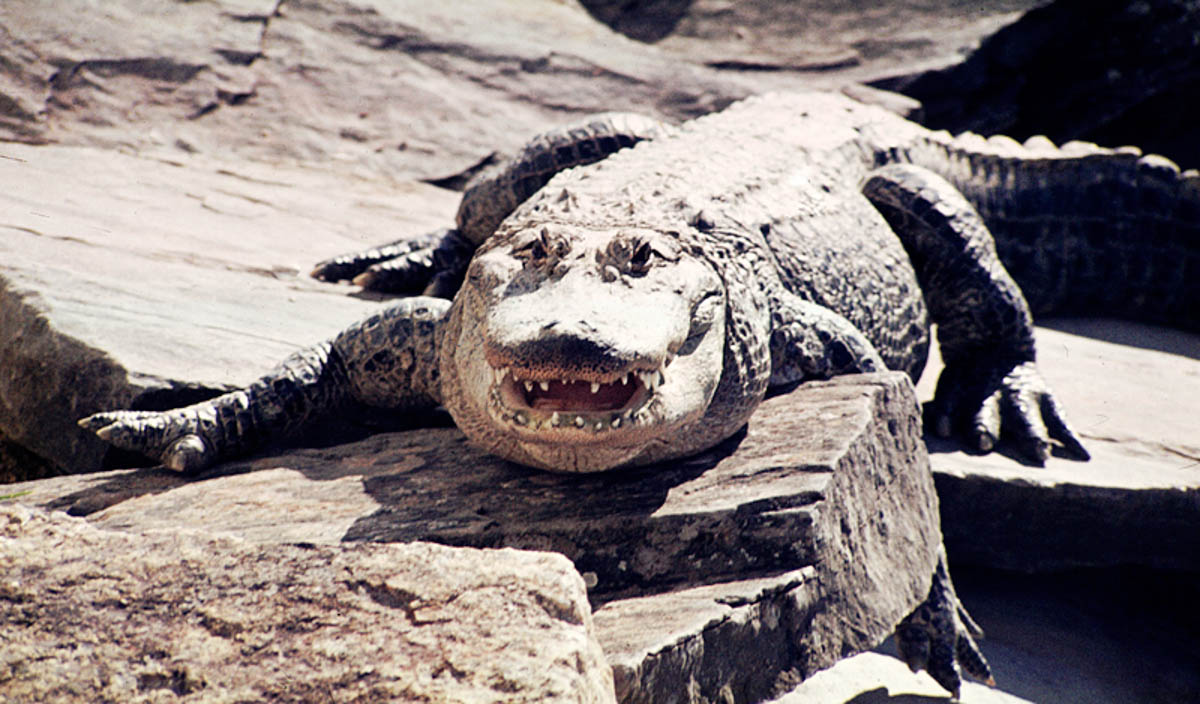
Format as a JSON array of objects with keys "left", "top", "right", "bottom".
[
  {"left": 0, "top": 504, "right": 616, "bottom": 703},
  {"left": 580, "top": 0, "right": 1041, "bottom": 85},
  {"left": 2, "top": 372, "right": 944, "bottom": 702},
  {"left": 917, "top": 319, "right": 1200, "bottom": 572},
  {"left": 0, "top": 143, "right": 449, "bottom": 475}
]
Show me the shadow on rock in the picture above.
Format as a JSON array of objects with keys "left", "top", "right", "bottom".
[{"left": 847, "top": 688, "right": 949, "bottom": 704}]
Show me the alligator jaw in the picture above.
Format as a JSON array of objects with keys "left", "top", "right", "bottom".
[{"left": 488, "top": 364, "right": 667, "bottom": 436}]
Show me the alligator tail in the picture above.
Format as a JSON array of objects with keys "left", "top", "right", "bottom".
[{"left": 888, "top": 133, "right": 1200, "bottom": 332}]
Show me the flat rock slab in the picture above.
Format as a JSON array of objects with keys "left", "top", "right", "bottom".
[
  {"left": 0, "top": 141, "right": 454, "bottom": 476},
  {"left": 585, "top": 0, "right": 1042, "bottom": 87},
  {"left": 917, "top": 318, "right": 1200, "bottom": 572},
  {"left": 0, "top": 504, "right": 616, "bottom": 704},
  {"left": 595, "top": 568, "right": 819, "bottom": 703},
  {"left": 3, "top": 372, "right": 944, "bottom": 702}
]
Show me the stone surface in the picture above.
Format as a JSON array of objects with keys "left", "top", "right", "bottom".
[
  {"left": 595, "top": 569, "right": 821, "bottom": 704},
  {"left": 579, "top": 0, "right": 1044, "bottom": 86},
  {"left": 773, "top": 566, "right": 1200, "bottom": 703},
  {"left": 590, "top": 374, "right": 944, "bottom": 703},
  {"left": 3, "top": 372, "right": 945, "bottom": 701},
  {"left": 0, "top": 142, "right": 450, "bottom": 475},
  {"left": 0, "top": 504, "right": 616, "bottom": 703},
  {"left": 917, "top": 318, "right": 1200, "bottom": 572},
  {"left": 0, "top": 0, "right": 776, "bottom": 178},
  {"left": 1, "top": 0, "right": 1036, "bottom": 170}
]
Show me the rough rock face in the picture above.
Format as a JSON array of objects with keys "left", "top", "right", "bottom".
[
  {"left": 0, "top": 0, "right": 774, "bottom": 179},
  {"left": 2, "top": 372, "right": 944, "bottom": 702},
  {"left": 0, "top": 143, "right": 448, "bottom": 477},
  {"left": 579, "top": 0, "right": 1044, "bottom": 85},
  {"left": 0, "top": 504, "right": 617, "bottom": 704},
  {"left": 917, "top": 318, "right": 1200, "bottom": 573}
]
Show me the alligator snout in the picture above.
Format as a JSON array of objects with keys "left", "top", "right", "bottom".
[{"left": 483, "top": 323, "right": 670, "bottom": 382}]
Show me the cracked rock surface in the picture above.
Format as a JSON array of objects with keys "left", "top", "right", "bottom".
[
  {"left": 918, "top": 318, "right": 1200, "bottom": 573},
  {"left": 2, "top": 372, "right": 944, "bottom": 703},
  {"left": 0, "top": 503, "right": 616, "bottom": 703}
]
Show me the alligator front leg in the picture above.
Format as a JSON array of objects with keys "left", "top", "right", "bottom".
[
  {"left": 78, "top": 343, "right": 352, "bottom": 472},
  {"left": 896, "top": 548, "right": 994, "bottom": 698},
  {"left": 80, "top": 298, "right": 449, "bottom": 472},
  {"left": 312, "top": 113, "right": 671, "bottom": 295},
  {"left": 864, "top": 164, "right": 1089, "bottom": 464},
  {"left": 767, "top": 293, "right": 886, "bottom": 385}
]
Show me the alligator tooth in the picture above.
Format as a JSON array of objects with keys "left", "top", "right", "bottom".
[
  {"left": 561, "top": 378, "right": 569, "bottom": 386},
  {"left": 594, "top": 421, "right": 604, "bottom": 432},
  {"left": 524, "top": 380, "right": 534, "bottom": 392},
  {"left": 621, "top": 374, "right": 629, "bottom": 385},
  {"left": 539, "top": 381, "right": 550, "bottom": 392},
  {"left": 514, "top": 412, "right": 528, "bottom": 426},
  {"left": 590, "top": 382, "right": 600, "bottom": 394},
  {"left": 611, "top": 416, "right": 621, "bottom": 428},
  {"left": 551, "top": 412, "right": 561, "bottom": 426},
  {"left": 574, "top": 415, "right": 585, "bottom": 428}
]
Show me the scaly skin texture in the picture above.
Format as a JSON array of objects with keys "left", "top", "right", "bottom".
[{"left": 82, "top": 90, "right": 1200, "bottom": 695}]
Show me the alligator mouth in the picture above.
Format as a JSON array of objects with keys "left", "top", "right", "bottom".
[{"left": 489, "top": 366, "right": 665, "bottom": 432}]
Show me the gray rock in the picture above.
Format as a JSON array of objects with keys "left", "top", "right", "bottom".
[
  {"left": 0, "top": 504, "right": 617, "bottom": 703},
  {"left": 917, "top": 318, "right": 1200, "bottom": 572},
  {"left": 773, "top": 567, "right": 1200, "bottom": 703},
  {"left": 0, "top": 0, "right": 776, "bottom": 179},
  {"left": 3, "top": 372, "right": 945, "bottom": 701},
  {"left": 0, "top": 143, "right": 447, "bottom": 475},
  {"left": 580, "top": 0, "right": 1043, "bottom": 86}
]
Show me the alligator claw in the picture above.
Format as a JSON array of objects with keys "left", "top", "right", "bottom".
[
  {"left": 926, "top": 358, "right": 1088, "bottom": 464},
  {"left": 310, "top": 231, "right": 438, "bottom": 285},
  {"left": 78, "top": 409, "right": 212, "bottom": 473},
  {"left": 163, "top": 434, "right": 212, "bottom": 473},
  {"left": 312, "top": 227, "right": 473, "bottom": 297},
  {"left": 896, "top": 550, "right": 995, "bottom": 698}
]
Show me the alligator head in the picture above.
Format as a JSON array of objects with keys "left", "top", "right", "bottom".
[{"left": 440, "top": 223, "right": 727, "bottom": 472}]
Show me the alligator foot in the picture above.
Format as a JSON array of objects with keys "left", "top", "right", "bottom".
[
  {"left": 896, "top": 549, "right": 995, "bottom": 698},
  {"left": 311, "top": 226, "right": 473, "bottom": 297},
  {"left": 79, "top": 408, "right": 220, "bottom": 472},
  {"left": 926, "top": 356, "right": 1089, "bottom": 465},
  {"left": 80, "top": 344, "right": 350, "bottom": 473}
]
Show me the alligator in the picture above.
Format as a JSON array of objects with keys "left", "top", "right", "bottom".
[{"left": 80, "top": 90, "right": 1199, "bottom": 695}]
